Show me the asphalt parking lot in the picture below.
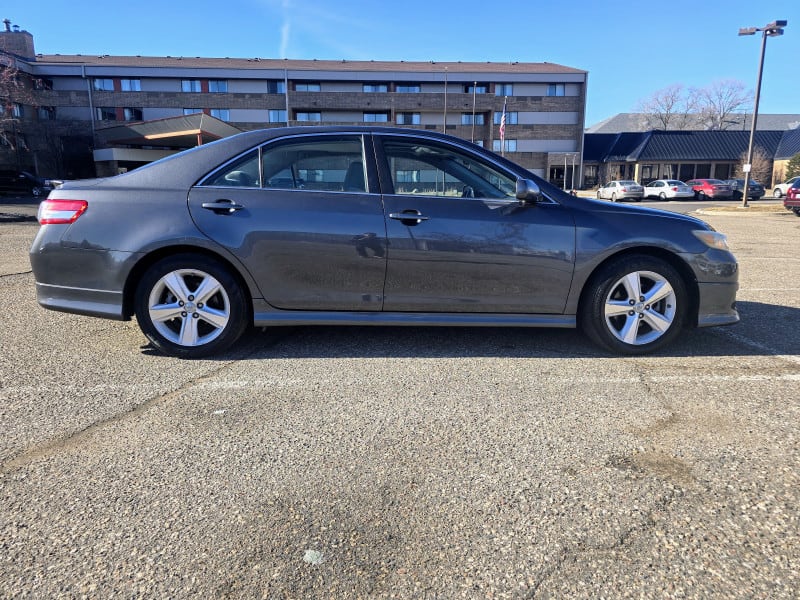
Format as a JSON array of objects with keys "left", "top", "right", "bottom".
[{"left": 1, "top": 202, "right": 798, "bottom": 598}]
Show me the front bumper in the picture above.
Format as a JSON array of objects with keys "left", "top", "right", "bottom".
[{"left": 696, "top": 281, "right": 739, "bottom": 327}]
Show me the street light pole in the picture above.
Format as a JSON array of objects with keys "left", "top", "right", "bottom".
[{"left": 738, "top": 20, "right": 787, "bottom": 208}]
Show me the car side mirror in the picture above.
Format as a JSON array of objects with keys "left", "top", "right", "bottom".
[{"left": 516, "top": 178, "right": 541, "bottom": 203}]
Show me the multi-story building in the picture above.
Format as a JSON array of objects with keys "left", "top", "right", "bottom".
[{"left": 1, "top": 21, "right": 587, "bottom": 185}]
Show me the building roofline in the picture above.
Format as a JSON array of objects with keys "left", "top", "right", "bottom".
[{"left": 27, "top": 54, "right": 586, "bottom": 75}]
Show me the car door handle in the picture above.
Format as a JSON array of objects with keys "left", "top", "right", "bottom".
[
  {"left": 201, "top": 199, "right": 244, "bottom": 214},
  {"left": 389, "top": 210, "right": 429, "bottom": 225}
]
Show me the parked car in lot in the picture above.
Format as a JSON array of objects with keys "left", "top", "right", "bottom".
[
  {"left": 773, "top": 176, "right": 800, "bottom": 198},
  {"left": 642, "top": 179, "right": 695, "bottom": 200},
  {"left": 783, "top": 180, "right": 800, "bottom": 216},
  {"left": 30, "top": 126, "right": 740, "bottom": 357},
  {"left": 724, "top": 178, "right": 765, "bottom": 200},
  {"left": 0, "top": 170, "right": 50, "bottom": 197},
  {"left": 686, "top": 178, "right": 733, "bottom": 200},
  {"left": 596, "top": 180, "right": 644, "bottom": 202}
]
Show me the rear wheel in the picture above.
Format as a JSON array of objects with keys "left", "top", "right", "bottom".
[
  {"left": 773, "top": 188, "right": 783, "bottom": 198},
  {"left": 134, "top": 254, "right": 248, "bottom": 358},
  {"left": 580, "top": 256, "right": 688, "bottom": 355},
  {"left": 611, "top": 192, "right": 618, "bottom": 202}
]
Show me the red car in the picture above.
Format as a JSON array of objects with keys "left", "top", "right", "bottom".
[
  {"left": 784, "top": 180, "right": 800, "bottom": 216},
  {"left": 685, "top": 179, "right": 733, "bottom": 200}
]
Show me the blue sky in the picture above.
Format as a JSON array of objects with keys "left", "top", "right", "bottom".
[{"left": 9, "top": 0, "right": 799, "bottom": 126}]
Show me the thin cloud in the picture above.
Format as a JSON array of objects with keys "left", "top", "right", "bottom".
[{"left": 279, "top": 0, "right": 291, "bottom": 57}]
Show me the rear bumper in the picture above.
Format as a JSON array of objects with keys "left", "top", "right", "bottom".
[{"left": 34, "top": 282, "right": 126, "bottom": 320}]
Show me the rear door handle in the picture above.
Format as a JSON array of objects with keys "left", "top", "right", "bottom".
[{"left": 201, "top": 199, "right": 244, "bottom": 214}]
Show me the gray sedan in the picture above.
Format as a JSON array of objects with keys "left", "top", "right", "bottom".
[
  {"left": 596, "top": 180, "right": 644, "bottom": 202},
  {"left": 30, "top": 126, "right": 739, "bottom": 357}
]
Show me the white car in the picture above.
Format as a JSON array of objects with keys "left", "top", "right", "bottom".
[
  {"left": 596, "top": 180, "right": 644, "bottom": 202},
  {"left": 643, "top": 179, "right": 695, "bottom": 200},
  {"left": 773, "top": 176, "right": 800, "bottom": 198}
]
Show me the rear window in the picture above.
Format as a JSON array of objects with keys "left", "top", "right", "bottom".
[
  {"left": 666, "top": 180, "right": 684, "bottom": 185},
  {"left": 618, "top": 180, "right": 637, "bottom": 185}
]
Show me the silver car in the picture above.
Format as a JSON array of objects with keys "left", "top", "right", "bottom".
[
  {"left": 596, "top": 180, "right": 644, "bottom": 202},
  {"left": 643, "top": 179, "right": 695, "bottom": 200},
  {"left": 30, "top": 126, "right": 739, "bottom": 358}
]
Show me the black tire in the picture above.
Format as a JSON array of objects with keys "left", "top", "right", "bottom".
[
  {"left": 659, "top": 192, "right": 667, "bottom": 201},
  {"left": 579, "top": 255, "right": 688, "bottom": 355},
  {"left": 134, "top": 254, "right": 249, "bottom": 358},
  {"left": 611, "top": 192, "right": 618, "bottom": 202},
  {"left": 792, "top": 208, "right": 800, "bottom": 217}
]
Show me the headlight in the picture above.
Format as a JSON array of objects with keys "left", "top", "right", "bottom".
[{"left": 693, "top": 230, "right": 730, "bottom": 251}]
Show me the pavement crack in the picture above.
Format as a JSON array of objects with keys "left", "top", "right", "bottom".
[{"left": 0, "top": 342, "right": 266, "bottom": 475}]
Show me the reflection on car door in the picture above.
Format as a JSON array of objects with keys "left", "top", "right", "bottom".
[
  {"left": 375, "top": 135, "right": 576, "bottom": 314},
  {"left": 188, "top": 134, "right": 387, "bottom": 311}
]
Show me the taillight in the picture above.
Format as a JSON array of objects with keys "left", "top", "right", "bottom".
[
  {"left": 671, "top": 187, "right": 678, "bottom": 191},
  {"left": 621, "top": 187, "right": 628, "bottom": 192},
  {"left": 38, "top": 200, "right": 88, "bottom": 225}
]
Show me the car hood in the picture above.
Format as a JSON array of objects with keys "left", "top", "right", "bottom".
[{"left": 563, "top": 195, "right": 711, "bottom": 229}]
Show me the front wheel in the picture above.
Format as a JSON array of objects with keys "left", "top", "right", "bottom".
[
  {"left": 611, "top": 193, "right": 618, "bottom": 202},
  {"left": 792, "top": 208, "right": 800, "bottom": 217},
  {"left": 773, "top": 189, "right": 783, "bottom": 199},
  {"left": 134, "top": 254, "right": 249, "bottom": 358},
  {"left": 580, "top": 256, "right": 688, "bottom": 355}
]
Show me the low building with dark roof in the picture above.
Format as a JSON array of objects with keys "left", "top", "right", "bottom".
[{"left": 583, "top": 129, "right": 792, "bottom": 188}]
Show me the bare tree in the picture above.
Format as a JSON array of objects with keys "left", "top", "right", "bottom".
[
  {"left": 635, "top": 84, "right": 698, "bottom": 130},
  {"left": 696, "top": 79, "right": 752, "bottom": 130},
  {"left": 734, "top": 146, "right": 771, "bottom": 184},
  {"left": 635, "top": 79, "right": 752, "bottom": 131},
  {"left": 1, "top": 59, "right": 37, "bottom": 150}
]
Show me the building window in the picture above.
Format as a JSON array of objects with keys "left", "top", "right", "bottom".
[
  {"left": 269, "top": 109, "right": 287, "bottom": 123},
  {"left": 396, "top": 84, "right": 421, "bottom": 93},
  {"left": 93, "top": 78, "right": 114, "bottom": 91},
  {"left": 34, "top": 78, "right": 54, "bottom": 91},
  {"left": 209, "top": 80, "right": 228, "bottom": 93},
  {"left": 183, "top": 108, "right": 203, "bottom": 115},
  {"left": 296, "top": 112, "right": 321, "bottom": 121},
  {"left": 492, "top": 139, "right": 517, "bottom": 152},
  {"left": 210, "top": 108, "right": 230, "bottom": 121},
  {"left": 120, "top": 79, "right": 141, "bottom": 92},
  {"left": 181, "top": 80, "right": 201, "bottom": 92},
  {"left": 363, "top": 83, "right": 388, "bottom": 93},
  {"left": 461, "top": 113, "right": 485, "bottom": 125},
  {"left": 267, "top": 80, "right": 286, "bottom": 94},
  {"left": 95, "top": 107, "right": 117, "bottom": 121},
  {"left": 465, "top": 83, "right": 488, "bottom": 94},
  {"left": 123, "top": 107, "right": 143, "bottom": 121},
  {"left": 38, "top": 106, "right": 56, "bottom": 120},
  {"left": 547, "top": 84, "right": 566, "bottom": 97},
  {"left": 495, "top": 83, "right": 513, "bottom": 96},
  {"left": 11, "top": 103, "right": 24, "bottom": 118},
  {"left": 396, "top": 112, "right": 420, "bottom": 125},
  {"left": 363, "top": 112, "right": 389, "bottom": 123},
  {"left": 493, "top": 111, "right": 518, "bottom": 125},
  {"left": 295, "top": 82, "right": 321, "bottom": 92}
]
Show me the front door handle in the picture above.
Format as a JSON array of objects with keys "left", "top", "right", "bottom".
[
  {"left": 389, "top": 210, "right": 429, "bottom": 226},
  {"left": 201, "top": 199, "right": 244, "bottom": 214}
]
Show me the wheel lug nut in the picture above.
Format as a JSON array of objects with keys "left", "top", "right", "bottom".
[
  {"left": 179, "top": 301, "right": 184, "bottom": 307},
  {"left": 629, "top": 300, "right": 635, "bottom": 305},
  {"left": 181, "top": 311, "right": 187, "bottom": 317},
  {"left": 197, "top": 303, "right": 203, "bottom": 309},
  {"left": 188, "top": 295, "right": 194, "bottom": 301},
  {"left": 193, "top": 313, "right": 199, "bottom": 319},
  {"left": 628, "top": 310, "right": 635, "bottom": 316}
]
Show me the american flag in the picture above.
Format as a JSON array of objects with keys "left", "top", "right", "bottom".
[{"left": 499, "top": 97, "right": 507, "bottom": 150}]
